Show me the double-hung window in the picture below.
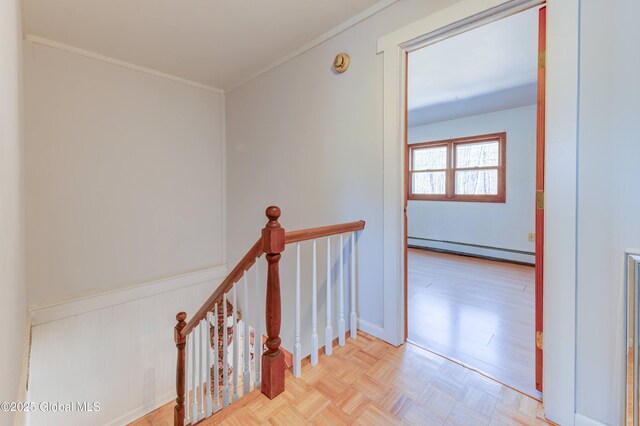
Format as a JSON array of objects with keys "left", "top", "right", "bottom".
[{"left": 408, "top": 132, "right": 506, "bottom": 203}]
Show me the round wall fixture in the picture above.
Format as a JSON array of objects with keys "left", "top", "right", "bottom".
[{"left": 333, "top": 53, "right": 350, "bottom": 73}]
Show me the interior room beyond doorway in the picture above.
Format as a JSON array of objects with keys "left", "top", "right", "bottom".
[{"left": 405, "top": 6, "right": 541, "bottom": 399}]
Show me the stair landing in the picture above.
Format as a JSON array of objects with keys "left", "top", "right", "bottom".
[{"left": 131, "top": 331, "right": 552, "bottom": 425}]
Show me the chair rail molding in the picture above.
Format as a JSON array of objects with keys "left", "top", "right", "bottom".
[{"left": 29, "top": 265, "right": 228, "bottom": 326}]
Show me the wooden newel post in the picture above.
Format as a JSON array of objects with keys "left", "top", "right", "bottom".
[
  {"left": 261, "top": 206, "right": 286, "bottom": 399},
  {"left": 174, "top": 312, "right": 187, "bottom": 426}
]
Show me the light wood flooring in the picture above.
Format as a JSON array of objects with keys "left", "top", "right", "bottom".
[
  {"left": 131, "top": 331, "right": 551, "bottom": 425},
  {"left": 407, "top": 248, "right": 538, "bottom": 398}
]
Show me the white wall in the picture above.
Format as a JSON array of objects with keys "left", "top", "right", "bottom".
[
  {"left": 407, "top": 105, "right": 537, "bottom": 263},
  {"left": 227, "top": 0, "right": 639, "bottom": 424},
  {"left": 0, "top": 0, "right": 27, "bottom": 425},
  {"left": 24, "top": 42, "right": 226, "bottom": 308},
  {"left": 23, "top": 41, "right": 227, "bottom": 424},
  {"left": 575, "top": 0, "right": 640, "bottom": 424},
  {"left": 17, "top": 1, "right": 634, "bottom": 425},
  {"left": 226, "top": 0, "right": 457, "bottom": 351}
]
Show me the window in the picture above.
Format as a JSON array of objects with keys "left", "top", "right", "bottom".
[{"left": 408, "top": 132, "right": 506, "bottom": 203}]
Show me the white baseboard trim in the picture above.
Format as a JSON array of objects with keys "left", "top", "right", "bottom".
[
  {"left": 575, "top": 413, "right": 607, "bottom": 426},
  {"left": 29, "top": 264, "right": 228, "bottom": 325},
  {"left": 105, "top": 392, "right": 174, "bottom": 426},
  {"left": 358, "top": 318, "right": 385, "bottom": 341}
]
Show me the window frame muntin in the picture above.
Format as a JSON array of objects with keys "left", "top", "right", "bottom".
[{"left": 408, "top": 132, "right": 506, "bottom": 203}]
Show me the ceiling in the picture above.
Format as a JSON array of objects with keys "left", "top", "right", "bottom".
[
  {"left": 408, "top": 7, "right": 539, "bottom": 127},
  {"left": 25, "top": 0, "right": 382, "bottom": 91}
]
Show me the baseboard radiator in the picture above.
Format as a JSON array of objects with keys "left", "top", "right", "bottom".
[
  {"left": 626, "top": 251, "right": 640, "bottom": 425},
  {"left": 408, "top": 236, "right": 535, "bottom": 264}
]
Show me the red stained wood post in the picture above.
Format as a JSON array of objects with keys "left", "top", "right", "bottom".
[
  {"left": 174, "top": 312, "right": 187, "bottom": 426},
  {"left": 534, "top": 6, "right": 546, "bottom": 393},
  {"left": 261, "top": 206, "right": 286, "bottom": 399}
]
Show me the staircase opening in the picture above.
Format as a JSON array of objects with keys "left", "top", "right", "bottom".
[{"left": 171, "top": 206, "right": 365, "bottom": 425}]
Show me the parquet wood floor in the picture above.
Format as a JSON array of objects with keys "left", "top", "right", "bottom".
[
  {"left": 407, "top": 248, "right": 538, "bottom": 399},
  {"left": 131, "top": 332, "right": 552, "bottom": 425}
]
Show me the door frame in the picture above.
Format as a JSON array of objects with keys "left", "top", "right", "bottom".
[
  {"left": 535, "top": 5, "right": 546, "bottom": 393},
  {"left": 401, "top": 0, "right": 545, "bottom": 381},
  {"left": 377, "top": 0, "right": 580, "bottom": 424},
  {"left": 402, "top": 5, "right": 546, "bottom": 391}
]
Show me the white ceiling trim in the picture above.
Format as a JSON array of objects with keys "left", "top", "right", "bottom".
[
  {"left": 377, "top": 0, "right": 541, "bottom": 53},
  {"left": 25, "top": 0, "right": 397, "bottom": 94},
  {"left": 226, "top": 0, "right": 399, "bottom": 93},
  {"left": 25, "top": 34, "right": 225, "bottom": 94}
]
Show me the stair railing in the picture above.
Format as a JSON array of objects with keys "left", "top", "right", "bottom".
[{"left": 173, "top": 206, "right": 365, "bottom": 425}]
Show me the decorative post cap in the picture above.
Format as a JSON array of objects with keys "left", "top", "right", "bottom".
[
  {"left": 174, "top": 312, "right": 187, "bottom": 343},
  {"left": 262, "top": 206, "right": 285, "bottom": 254},
  {"left": 265, "top": 206, "right": 281, "bottom": 228}
]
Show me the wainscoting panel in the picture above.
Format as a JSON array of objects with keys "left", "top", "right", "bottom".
[{"left": 26, "top": 266, "right": 226, "bottom": 426}]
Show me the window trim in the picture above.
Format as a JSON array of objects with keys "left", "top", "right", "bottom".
[{"left": 407, "top": 132, "right": 506, "bottom": 203}]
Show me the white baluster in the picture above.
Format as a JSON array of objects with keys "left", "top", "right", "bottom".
[
  {"left": 350, "top": 232, "right": 357, "bottom": 339},
  {"left": 222, "top": 293, "right": 230, "bottom": 407},
  {"left": 254, "top": 258, "right": 261, "bottom": 389},
  {"left": 184, "top": 333, "right": 190, "bottom": 425},
  {"left": 205, "top": 313, "right": 213, "bottom": 417},
  {"left": 339, "top": 234, "right": 346, "bottom": 347},
  {"left": 293, "top": 242, "right": 302, "bottom": 377},
  {"left": 196, "top": 323, "right": 203, "bottom": 421},
  {"left": 311, "top": 239, "right": 318, "bottom": 365},
  {"left": 232, "top": 284, "right": 239, "bottom": 402},
  {"left": 213, "top": 303, "right": 220, "bottom": 412},
  {"left": 326, "top": 236, "right": 333, "bottom": 356},
  {"left": 243, "top": 273, "right": 251, "bottom": 395},
  {"left": 191, "top": 328, "right": 197, "bottom": 420}
]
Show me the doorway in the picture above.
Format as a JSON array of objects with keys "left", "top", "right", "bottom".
[{"left": 404, "top": 5, "right": 545, "bottom": 399}]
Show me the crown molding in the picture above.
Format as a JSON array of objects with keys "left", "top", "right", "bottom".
[
  {"left": 25, "top": 0, "right": 398, "bottom": 94},
  {"left": 25, "top": 34, "right": 225, "bottom": 94},
  {"left": 226, "top": 0, "right": 399, "bottom": 92}
]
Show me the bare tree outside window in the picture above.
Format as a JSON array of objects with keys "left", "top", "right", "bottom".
[
  {"left": 455, "top": 141, "right": 499, "bottom": 195},
  {"left": 412, "top": 145, "right": 446, "bottom": 194}
]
